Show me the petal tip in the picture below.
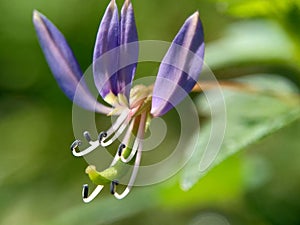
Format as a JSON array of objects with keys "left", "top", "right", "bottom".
[
  {"left": 33, "top": 10, "right": 41, "bottom": 22},
  {"left": 193, "top": 11, "right": 199, "bottom": 17},
  {"left": 33, "top": 9, "right": 38, "bottom": 16},
  {"left": 150, "top": 110, "right": 159, "bottom": 118},
  {"left": 109, "top": 0, "right": 117, "bottom": 10},
  {"left": 190, "top": 11, "right": 200, "bottom": 25},
  {"left": 150, "top": 97, "right": 170, "bottom": 118},
  {"left": 151, "top": 11, "right": 204, "bottom": 117},
  {"left": 123, "top": 0, "right": 132, "bottom": 8},
  {"left": 33, "top": 10, "right": 47, "bottom": 27},
  {"left": 150, "top": 107, "right": 164, "bottom": 118}
]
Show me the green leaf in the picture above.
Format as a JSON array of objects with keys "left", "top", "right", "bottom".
[
  {"left": 205, "top": 20, "right": 295, "bottom": 70},
  {"left": 226, "top": 0, "right": 281, "bottom": 18},
  {"left": 43, "top": 188, "right": 159, "bottom": 225},
  {"left": 181, "top": 74, "right": 300, "bottom": 190},
  {"left": 160, "top": 155, "right": 243, "bottom": 208},
  {"left": 224, "top": 0, "right": 300, "bottom": 18},
  {"left": 212, "top": 0, "right": 300, "bottom": 56}
]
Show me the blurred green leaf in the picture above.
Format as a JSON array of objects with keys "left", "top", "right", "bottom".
[
  {"left": 210, "top": 0, "right": 300, "bottom": 58},
  {"left": 0, "top": 103, "right": 50, "bottom": 184},
  {"left": 43, "top": 188, "right": 159, "bottom": 225},
  {"left": 181, "top": 74, "right": 300, "bottom": 190},
  {"left": 205, "top": 20, "right": 295, "bottom": 70},
  {"left": 227, "top": 0, "right": 276, "bottom": 18},
  {"left": 210, "top": 0, "right": 300, "bottom": 18},
  {"left": 244, "top": 119, "right": 300, "bottom": 225},
  {"left": 225, "top": 0, "right": 299, "bottom": 18},
  {"left": 160, "top": 154, "right": 243, "bottom": 209}
]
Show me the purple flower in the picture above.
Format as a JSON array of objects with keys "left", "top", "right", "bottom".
[{"left": 33, "top": 0, "right": 204, "bottom": 202}]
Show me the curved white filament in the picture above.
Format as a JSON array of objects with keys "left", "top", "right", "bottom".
[
  {"left": 114, "top": 112, "right": 146, "bottom": 199},
  {"left": 101, "top": 120, "right": 129, "bottom": 147},
  {"left": 121, "top": 140, "right": 139, "bottom": 163},
  {"left": 114, "top": 144, "right": 142, "bottom": 199},
  {"left": 106, "top": 109, "right": 129, "bottom": 137},
  {"left": 72, "top": 140, "right": 99, "bottom": 157},
  {"left": 121, "top": 110, "right": 147, "bottom": 163},
  {"left": 121, "top": 118, "right": 135, "bottom": 148},
  {"left": 72, "top": 109, "right": 130, "bottom": 157},
  {"left": 82, "top": 185, "right": 104, "bottom": 203},
  {"left": 110, "top": 119, "right": 135, "bottom": 166}
]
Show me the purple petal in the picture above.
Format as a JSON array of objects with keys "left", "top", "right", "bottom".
[
  {"left": 151, "top": 12, "right": 205, "bottom": 117},
  {"left": 33, "top": 10, "right": 111, "bottom": 114},
  {"left": 118, "top": 0, "right": 139, "bottom": 98},
  {"left": 93, "top": 0, "right": 120, "bottom": 100}
]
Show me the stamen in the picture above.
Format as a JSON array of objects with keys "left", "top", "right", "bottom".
[
  {"left": 120, "top": 118, "right": 135, "bottom": 148},
  {"left": 82, "top": 184, "right": 104, "bottom": 203},
  {"left": 114, "top": 141, "right": 143, "bottom": 199},
  {"left": 105, "top": 109, "right": 129, "bottom": 137},
  {"left": 109, "top": 125, "right": 133, "bottom": 166},
  {"left": 113, "top": 112, "right": 147, "bottom": 200},
  {"left": 121, "top": 114, "right": 145, "bottom": 163},
  {"left": 118, "top": 144, "right": 126, "bottom": 156},
  {"left": 98, "top": 131, "right": 107, "bottom": 142},
  {"left": 109, "top": 119, "right": 135, "bottom": 166},
  {"left": 82, "top": 184, "right": 89, "bottom": 199},
  {"left": 100, "top": 109, "right": 130, "bottom": 147},
  {"left": 121, "top": 138, "right": 139, "bottom": 163},
  {"left": 83, "top": 131, "right": 92, "bottom": 142},
  {"left": 110, "top": 180, "right": 119, "bottom": 195},
  {"left": 72, "top": 131, "right": 100, "bottom": 157},
  {"left": 101, "top": 120, "right": 130, "bottom": 147},
  {"left": 110, "top": 142, "right": 128, "bottom": 167},
  {"left": 70, "top": 140, "right": 82, "bottom": 151}
]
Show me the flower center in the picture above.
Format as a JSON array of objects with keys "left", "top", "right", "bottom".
[
  {"left": 100, "top": 84, "right": 153, "bottom": 148},
  {"left": 70, "top": 84, "right": 154, "bottom": 201}
]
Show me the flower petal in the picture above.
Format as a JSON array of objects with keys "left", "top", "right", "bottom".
[
  {"left": 33, "top": 10, "right": 111, "bottom": 114},
  {"left": 93, "top": 0, "right": 120, "bottom": 101},
  {"left": 151, "top": 12, "right": 205, "bottom": 117},
  {"left": 118, "top": 0, "right": 139, "bottom": 98}
]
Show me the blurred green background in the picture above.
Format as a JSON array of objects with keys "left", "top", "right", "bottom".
[{"left": 0, "top": 0, "right": 300, "bottom": 224}]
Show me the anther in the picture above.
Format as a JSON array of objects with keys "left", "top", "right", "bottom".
[
  {"left": 110, "top": 180, "right": 119, "bottom": 195},
  {"left": 81, "top": 185, "right": 104, "bottom": 203},
  {"left": 82, "top": 184, "right": 89, "bottom": 199},
  {"left": 83, "top": 131, "right": 92, "bottom": 142},
  {"left": 118, "top": 144, "right": 126, "bottom": 157},
  {"left": 70, "top": 140, "right": 82, "bottom": 151},
  {"left": 98, "top": 131, "right": 107, "bottom": 142}
]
